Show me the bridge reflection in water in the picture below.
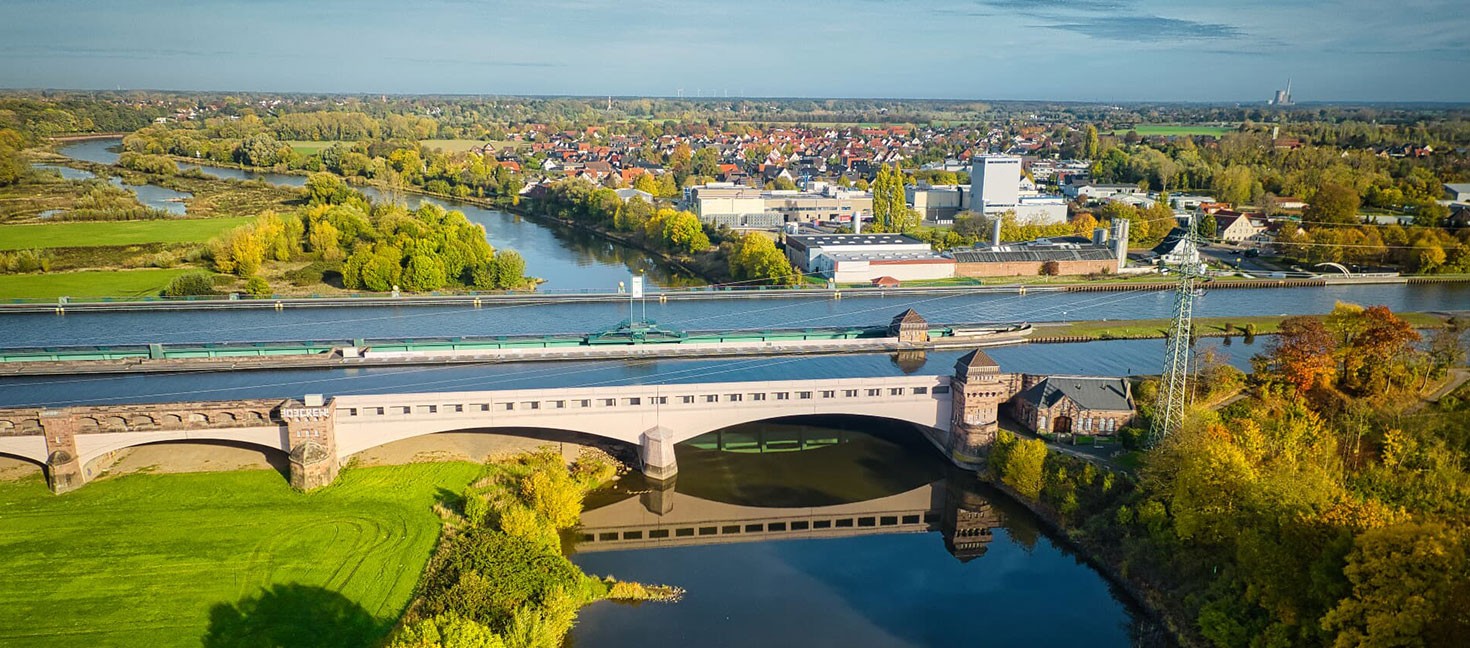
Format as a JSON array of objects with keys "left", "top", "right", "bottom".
[{"left": 574, "top": 416, "right": 1000, "bottom": 561}]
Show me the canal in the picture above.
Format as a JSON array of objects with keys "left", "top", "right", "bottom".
[
  {"left": 567, "top": 416, "right": 1161, "bottom": 647},
  {"left": 55, "top": 139, "right": 700, "bottom": 290}
]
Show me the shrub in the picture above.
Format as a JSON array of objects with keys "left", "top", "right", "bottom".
[
  {"left": 244, "top": 276, "right": 271, "bottom": 298},
  {"left": 161, "top": 272, "right": 215, "bottom": 297},
  {"left": 416, "top": 530, "right": 589, "bottom": 628}
]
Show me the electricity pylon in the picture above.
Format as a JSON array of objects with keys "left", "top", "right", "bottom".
[{"left": 1149, "top": 223, "right": 1209, "bottom": 446}]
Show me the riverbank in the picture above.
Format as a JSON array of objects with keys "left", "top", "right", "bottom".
[{"left": 1031, "top": 310, "right": 1463, "bottom": 343}]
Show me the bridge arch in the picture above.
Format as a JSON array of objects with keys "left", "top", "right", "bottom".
[
  {"left": 0, "top": 450, "right": 46, "bottom": 469},
  {"left": 343, "top": 426, "right": 640, "bottom": 464},
  {"left": 85, "top": 438, "right": 292, "bottom": 478},
  {"left": 74, "top": 426, "right": 289, "bottom": 469},
  {"left": 1314, "top": 262, "right": 1351, "bottom": 275}
]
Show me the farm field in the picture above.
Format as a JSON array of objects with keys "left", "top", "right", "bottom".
[
  {"left": 0, "top": 217, "right": 252, "bottom": 250},
  {"left": 0, "top": 462, "right": 481, "bottom": 647},
  {"left": 1111, "top": 124, "right": 1237, "bottom": 137},
  {"left": 282, "top": 140, "right": 338, "bottom": 155},
  {"left": 0, "top": 268, "right": 196, "bottom": 300}
]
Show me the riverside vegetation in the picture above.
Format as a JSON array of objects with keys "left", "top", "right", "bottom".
[
  {"left": 388, "top": 449, "right": 679, "bottom": 648},
  {"left": 987, "top": 304, "right": 1469, "bottom": 647}
]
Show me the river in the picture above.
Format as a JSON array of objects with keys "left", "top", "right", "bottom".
[
  {"left": 54, "top": 139, "right": 698, "bottom": 289},
  {"left": 567, "top": 416, "right": 1161, "bottom": 647}
]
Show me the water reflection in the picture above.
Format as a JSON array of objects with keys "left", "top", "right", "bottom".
[{"left": 570, "top": 416, "right": 1151, "bottom": 647}]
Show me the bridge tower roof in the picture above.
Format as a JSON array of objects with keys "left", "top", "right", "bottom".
[{"left": 954, "top": 349, "right": 1000, "bottom": 380}]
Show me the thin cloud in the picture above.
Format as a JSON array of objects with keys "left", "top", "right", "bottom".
[{"left": 1044, "top": 16, "right": 1245, "bottom": 41}]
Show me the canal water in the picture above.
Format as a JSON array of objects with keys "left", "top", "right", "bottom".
[
  {"left": 2, "top": 280, "right": 1467, "bottom": 349},
  {"left": 0, "top": 339, "right": 1256, "bottom": 408},
  {"left": 568, "top": 417, "right": 1160, "bottom": 647},
  {"left": 55, "top": 139, "right": 698, "bottom": 289}
]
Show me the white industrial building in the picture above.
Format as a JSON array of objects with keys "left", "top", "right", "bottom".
[
  {"left": 784, "top": 233, "right": 955, "bottom": 284},
  {"left": 688, "top": 182, "right": 872, "bottom": 230},
  {"left": 970, "top": 155, "right": 1067, "bottom": 225}
]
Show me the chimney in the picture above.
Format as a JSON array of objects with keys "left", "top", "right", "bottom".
[
  {"left": 990, "top": 217, "right": 1003, "bottom": 247},
  {"left": 1111, "top": 218, "right": 1129, "bottom": 271}
]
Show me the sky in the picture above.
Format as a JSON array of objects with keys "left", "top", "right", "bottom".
[{"left": 0, "top": 0, "right": 1466, "bottom": 102}]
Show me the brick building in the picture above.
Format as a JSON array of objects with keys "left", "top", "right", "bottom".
[{"left": 1011, "top": 375, "right": 1135, "bottom": 436}]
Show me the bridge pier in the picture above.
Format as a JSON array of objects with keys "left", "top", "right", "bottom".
[
  {"left": 39, "top": 410, "right": 85, "bottom": 494},
  {"left": 640, "top": 426, "right": 678, "bottom": 482},
  {"left": 945, "top": 350, "right": 1014, "bottom": 469},
  {"left": 279, "top": 397, "right": 339, "bottom": 492}
]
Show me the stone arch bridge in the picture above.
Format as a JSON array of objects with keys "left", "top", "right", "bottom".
[{"left": 0, "top": 351, "right": 1019, "bottom": 494}]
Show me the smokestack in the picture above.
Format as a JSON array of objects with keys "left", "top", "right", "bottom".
[
  {"left": 1111, "top": 219, "right": 1129, "bottom": 271},
  {"left": 853, "top": 212, "right": 863, "bottom": 234},
  {"left": 990, "top": 218, "right": 1003, "bottom": 247}
]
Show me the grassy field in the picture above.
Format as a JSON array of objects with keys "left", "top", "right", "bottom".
[
  {"left": 0, "top": 268, "right": 199, "bottom": 300},
  {"left": 283, "top": 140, "right": 338, "bottom": 155},
  {"left": 1111, "top": 124, "right": 1237, "bottom": 137},
  {"left": 0, "top": 217, "right": 252, "bottom": 250},
  {"left": 0, "top": 463, "right": 481, "bottom": 647}
]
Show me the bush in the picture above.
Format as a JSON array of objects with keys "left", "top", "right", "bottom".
[
  {"left": 161, "top": 272, "right": 215, "bottom": 297},
  {"left": 244, "top": 276, "right": 271, "bottom": 298},
  {"left": 416, "top": 530, "right": 590, "bottom": 628},
  {"left": 0, "top": 249, "right": 50, "bottom": 274}
]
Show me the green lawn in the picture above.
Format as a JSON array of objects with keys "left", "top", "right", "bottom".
[
  {"left": 0, "top": 268, "right": 197, "bottom": 300},
  {"left": 282, "top": 140, "right": 340, "bottom": 155},
  {"left": 0, "top": 217, "right": 253, "bottom": 250},
  {"left": 1111, "top": 124, "right": 1237, "bottom": 137},
  {"left": 1043, "top": 312, "right": 1449, "bottom": 339},
  {"left": 0, "top": 463, "right": 481, "bottom": 647}
]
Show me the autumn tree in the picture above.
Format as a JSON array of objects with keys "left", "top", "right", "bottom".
[{"left": 1304, "top": 182, "right": 1360, "bottom": 227}]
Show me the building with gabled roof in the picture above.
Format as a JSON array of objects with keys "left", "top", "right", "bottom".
[{"left": 1012, "top": 375, "right": 1135, "bottom": 436}]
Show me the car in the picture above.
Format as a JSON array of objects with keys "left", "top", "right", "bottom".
[{"left": 1244, "top": 249, "right": 1260, "bottom": 258}]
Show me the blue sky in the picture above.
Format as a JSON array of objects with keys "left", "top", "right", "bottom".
[{"left": 1, "top": 0, "right": 1466, "bottom": 102}]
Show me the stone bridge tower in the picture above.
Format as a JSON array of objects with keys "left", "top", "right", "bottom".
[
  {"left": 39, "top": 410, "right": 84, "bottom": 494},
  {"left": 277, "top": 396, "right": 338, "bottom": 491},
  {"left": 947, "top": 349, "right": 1007, "bottom": 467}
]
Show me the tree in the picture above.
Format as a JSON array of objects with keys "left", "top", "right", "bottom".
[
  {"left": 631, "top": 173, "right": 659, "bottom": 197},
  {"left": 871, "top": 164, "right": 915, "bottom": 232},
  {"left": 1258, "top": 315, "right": 1339, "bottom": 393},
  {"left": 1084, "top": 124, "right": 1100, "bottom": 160},
  {"left": 728, "top": 232, "right": 797, "bottom": 285},
  {"left": 1040, "top": 260, "right": 1061, "bottom": 276},
  {"left": 1323, "top": 522, "right": 1470, "bottom": 647},
  {"left": 668, "top": 143, "right": 692, "bottom": 182},
  {"left": 243, "top": 276, "right": 271, "bottom": 298},
  {"left": 492, "top": 250, "right": 527, "bottom": 289},
  {"left": 1196, "top": 211, "right": 1217, "bottom": 240},
  {"left": 692, "top": 146, "right": 721, "bottom": 177},
  {"left": 1002, "top": 436, "right": 1047, "bottom": 500},
  {"left": 1304, "top": 183, "right": 1361, "bottom": 227}
]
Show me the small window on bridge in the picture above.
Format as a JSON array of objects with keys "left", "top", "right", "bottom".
[
  {"left": 843, "top": 389, "right": 858, "bottom": 398},
  {"left": 345, "top": 408, "right": 358, "bottom": 417},
  {"left": 727, "top": 394, "right": 743, "bottom": 402},
  {"left": 722, "top": 525, "right": 741, "bottom": 534},
  {"left": 792, "top": 521, "right": 810, "bottom": 530},
  {"left": 768, "top": 522, "right": 787, "bottom": 531},
  {"left": 580, "top": 533, "right": 594, "bottom": 542},
  {"left": 624, "top": 397, "right": 640, "bottom": 406},
  {"left": 475, "top": 403, "right": 489, "bottom": 412},
  {"left": 579, "top": 399, "right": 591, "bottom": 408},
  {"left": 798, "top": 392, "right": 812, "bottom": 399},
  {"left": 821, "top": 390, "right": 836, "bottom": 398},
  {"left": 448, "top": 404, "right": 463, "bottom": 413},
  {"left": 598, "top": 532, "right": 618, "bottom": 541},
  {"left": 649, "top": 529, "right": 669, "bottom": 539},
  {"left": 398, "top": 406, "right": 411, "bottom": 415},
  {"left": 858, "top": 517, "right": 877, "bottom": 527},
  {"left": 933, "top": 386, "right": 950, "bottom": 394},
  {"left": 653, "top": 396, "right": 667, "bottom": 405},
  {"left": 601, "top": 398, "right": 616, "bottom": 407},
  {"left": 552, "top": 400, "right": 565, "bottom": 409},
  {"left": 373, "top": 407, "right": 385, "bottom": 416},
  {"left": 698, "top": 526, "right": 718, "bottom": 536},
  {"left": 867, "top": 389, "right": 881, "bottom": 397},
  {"left": 774, "top": 392, "right": 789, "bottom": 400},
  {"left": 902, "top": 514, "right": 921, "bottom": 524},
  {"left": 502, "top": 403, "right": 515, "bottom": 411},
  {"left": 880, "top": 516, "right": 898, "bottom": 526},
  {"left": 813, "top": 520, "right": 832, "bottom": 529},
  {"left": 912, "top": 387, "right": 928, "bottom": 395},
  {"left": 889, "top": 388, "right": 903, "bottom": 396},
  {"left": 834, "top": 518, "right": 854, "bottom": 528},
  {"left": 675, "top": 528, "right": 694, "bottom": 537},
  {"left": 622, "top": 531, "right": 643, "bottom": 540},
  {"left": 705, "top": 395, "right": 718, "bottom": 403},
  {"left": 750, "top": 393, "right": 765, "bottom": 401},
  {"left": 744, "top": 524, "right": 763, "bottom": 533},
  {"left": 418, "top": 405, "right": 436, "bottom": 414},
  {"left": 523, "top": 402, "right": 540, "bottom": 410},
  {"left": 681, "top": 395, "right": 695, "bottom": 404}
]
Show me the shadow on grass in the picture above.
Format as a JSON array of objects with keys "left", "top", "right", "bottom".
[{"left": 203, "top": 583, "right": 390, "bottom": 648}]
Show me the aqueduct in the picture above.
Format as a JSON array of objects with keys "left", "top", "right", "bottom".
[{"left": 0, "top": 350, "right": 1019, "bottom": 494}]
